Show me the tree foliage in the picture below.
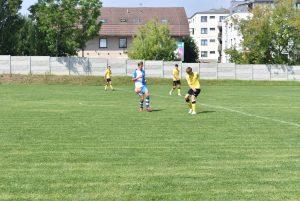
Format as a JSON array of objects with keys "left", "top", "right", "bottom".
[
  {"left": 128, "top": 19, "right": 177, "bottom": 61},
  {"left": 29, "top": 0, "right": 101, "bottom": 57},
  {"left": 226, "top": 0, "right": 300, "bottom": 64},
  {"left": 0, "top": 0, "right": 23, "bottom": 55},
  {"left": 182, "top": 36, "right": 199, "bottom": 63}
]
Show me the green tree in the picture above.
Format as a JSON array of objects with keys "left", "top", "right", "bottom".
[
  {"left": 182, "top": 36, "right": 199, "bottom": 63},
  {"left": 76, "top": 0, "right": 102, "bottom": 57},
  {"left": 29, "top": 0, "right": 102, "bottom": 57},
  {"left": 0, "top": 0, "right": 23, "bottom": 55},
  {"left": 226, "top": 0, "right": 300, "bottom": 64},
  {"left": 128, "top": 19, "right": 177, "bottom": 61}
]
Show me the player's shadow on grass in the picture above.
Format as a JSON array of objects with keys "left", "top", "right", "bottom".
[
  {"left": 151, "top": 109, "right": 164, "bottom": 112},
  {"left": 199, "top": 110, "right": 216, "bottom": 114}
]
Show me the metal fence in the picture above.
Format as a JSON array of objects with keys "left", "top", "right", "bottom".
[{"left": 1, "top": 55, "right": 300, "bottom": 81}]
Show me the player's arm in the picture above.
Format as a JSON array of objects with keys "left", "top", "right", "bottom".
[{"left": 131, "top": 72, "right": 141, "bottom": 81}]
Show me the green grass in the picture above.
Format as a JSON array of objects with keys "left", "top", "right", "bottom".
[{"left": 0, "top": 79, "right": 300, "bottom": 201}]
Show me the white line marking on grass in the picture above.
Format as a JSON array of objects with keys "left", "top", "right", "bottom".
[
  {"left": 201, "top": 103, "right": 300, "bottom": 128},
  {"left": 115, "top": 87, "right": 300, "bottom": 128}
]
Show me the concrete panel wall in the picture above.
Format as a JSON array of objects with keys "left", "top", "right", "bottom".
[
  {"left": 11, "top": 56, "right": 30, "bottom": 74},
  {"left": 288, "top": 66, "right": 300, "bottom": 81},
  {"left": 217, "top": 63, "right": 235, "bottom": 80},
  {"left": 236, "top": 65, "right": 252, "bottom": 80},
  {"left": 107, "top": 59, "right": 127, "bottom": 76},
  {"left": 50, "top": 57, "right": 69, "bottom": 75},
  {"left": 144, "top": 60, "right": 163, "bottom": 78},
  {"left": 0, "top": 55, "right": 10, "bottom": 74},
  {"left": 200, "top": 63, "right": 217, "bottom": 80},
  {"left": 89, "top": 58, "right": 107, "bottom": 76},
  {"left": 1, "top": 55, "right": 300, "bottom": 81},
  {"left": 31, "top": 56, "right": 50, "bottom": 75},
  {"left": 253, "top": 65, "right": 271, "bottom": 80}
]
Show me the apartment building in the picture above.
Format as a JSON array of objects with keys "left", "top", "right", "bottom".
[
  {"left": 189, "top": 8, "right": 229, "bottom": 63},
  {"left": 79, "top": 7, "right": 189, "bottom": 59}
]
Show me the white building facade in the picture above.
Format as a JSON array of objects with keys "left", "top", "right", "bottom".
[
  {"left": 188, "top": 9, "right": 229, "bottom": 63},
  {"left": 221, "top": 13, "right": 252, "bottom": 63}
]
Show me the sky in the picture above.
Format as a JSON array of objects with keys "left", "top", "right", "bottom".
[{"left": 20, "top": 0, "right": 231, "bottom": 18}]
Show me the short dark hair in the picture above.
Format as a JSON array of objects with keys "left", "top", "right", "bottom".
[
  {"left": 175, "top": 64, "right": 178, "bottom": 67},
  {"left": 138, "top": 61, "right": 143, "bottom": 66},
  {"left": 186, "top": 67, "right": 193, "bottom": 74}
]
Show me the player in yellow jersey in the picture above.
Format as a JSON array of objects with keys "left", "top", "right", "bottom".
[
  {"left": 104, "top": 66, "right": 114, "bottom": 91},
  {"left": 185, "top": 67, "right": 201, "bottom": 115},
  {"left": 169, "top": 64, "right": 181, "bottom": 96}
]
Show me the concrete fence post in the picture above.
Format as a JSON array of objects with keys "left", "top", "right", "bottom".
[
  {"left": 252, "top": 64, "right": 254, "bottom": 80},
  {"left": 235, "top": 63, "right": 237, "bottom": 80},
  {"left": 29, "top": 56, "right": 32, "bottom": 74},
  {"left": 162, "top": 60, "right": 164, "bottom": 78},
  {"left": 217, "top": 63, "right": 219, "bottom": 80},
  {"left": 198, "top": 62, "right": 200, "bottom": 75},
  {"left": 49, "top": 56, "right": 51, "bottom": 75},
  {"left": 68, "top": 56, "right": 70, "bottom": 75},
  {"left": 9, "top": 55, "right": 12, "bottom": 75},
  {"left": 125, "top": 59, "right": 128, "bottom": 76}
]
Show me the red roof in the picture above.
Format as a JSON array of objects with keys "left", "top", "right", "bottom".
[{"left": 99, "top": 7, "right": 189, "bottom": 37}]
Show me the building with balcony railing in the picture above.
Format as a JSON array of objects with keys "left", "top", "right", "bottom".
[{"left": 188, "top": 8, "right": 229, "bottom": 63}]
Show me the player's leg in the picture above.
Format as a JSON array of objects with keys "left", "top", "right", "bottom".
[
  {"left": 170, "top": 81, "right": 176, "bottom": 95},
  {"left": 190, "top": 95, "right": 197, "bottom": 115},
  {"left": 144, "top": 86, "right": 152, "bottom": 112},
  {"left": 191, "top": 89, "right": 201, "bottom": 115},
  {"left": 185, "top": 92, "right": 192, "bottom": 113},
  {"left": 108, "top": 80, "right": 114, "bottom": 90},
  {"left": 139, "top": 94, "right": 144, "bottom": 112},
  {"left": 104, "top": 80, "right": 108, "bottom": 91},
  {"left": 177, "top": 81, "right": 181, "bottom": 96}
]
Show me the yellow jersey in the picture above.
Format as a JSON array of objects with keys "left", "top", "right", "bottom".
[
  {"left": 173, "top": 68, "right": 180, "bottom": 81},
  {"left": 105, "top": 69, "right": 112, "bottom": 79},
  {"left": 186, "top": 72, "right": 200, "bottom": 89}
]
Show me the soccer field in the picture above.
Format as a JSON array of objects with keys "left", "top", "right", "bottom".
[{"left": 0, "top": 81, "right": 300, "bottom": 201}]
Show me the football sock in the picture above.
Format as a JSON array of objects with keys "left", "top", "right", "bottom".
[
  {"left": 110, "top": 85, "right": 113, "bottom": 90},
  {"left": 178, "top": 89, "right": 181, "bottom": 95},
  {"left": 192, "top": 102, "right": 196, "bottom": 112},
  {"left": 104, "top": 85, "right": 107, "bottom": 90},
  {"left": 187, "top": 102, "right": 192, "bottom": 109},
  {"left": 140, "top": 100, "right": 144, "bottom": 109},
  {"left": 145, "top": 97, "right": 150, "bottom": 108}
]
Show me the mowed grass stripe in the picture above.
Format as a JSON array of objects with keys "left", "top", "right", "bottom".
[{"left": 0, "top": 83, "right": 299, "bottom": 201}]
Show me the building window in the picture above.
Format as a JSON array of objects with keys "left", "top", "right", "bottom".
[
  {"left": 219, "top": 16, "right": 226, "bottom": 22},
  {"left": 201, "top": 28, "right": 208, "bottom": 34},
  {"left": 210, "top": 28, "right": 215, "bottom": 31},
  {"left": 100, "top": 19, "right": 107, "bottom": 24},
  {"left": 99, "top": 38, "right": 107, "bottom": 48},
  {"left": 190, "top": 28, "right": 194, "bottom": 35},
  {"left": 161, "top": 19, "right": 168, "bottom": 24},
  {"left": 119, "top": 38, "right": 127, "bottom": 48},
  {"left": 210, "top": 16, "right": 215, "bottom": 19},
  {"left": 201, "top": 39, "right": 208, "bottom": 46},
  {"left": 133, "top": 18, "right": 141, "bottom": 24},
  {"left": 201, "top": 16, "right": 207, "bottom": 22},
  {"left": 296, "top": 3, "right": 300, "bottom": 9},
  {"left": 210, "top": 39, "right": 216, "bottom": 43},
  {"left": 201, "top": 51, "right": 208, "bottom": 57},
  {"left": 210, "top": 51, "right": 216, "bottom": 54}
]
